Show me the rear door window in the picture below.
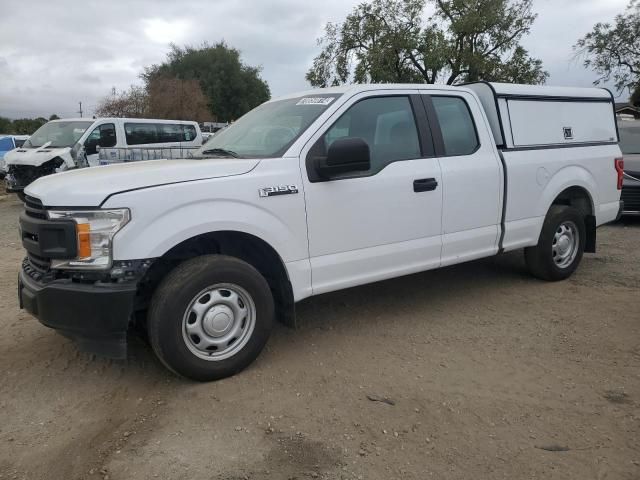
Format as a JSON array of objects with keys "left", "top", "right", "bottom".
[
  {"left": 125, "top": 123, "right": 158, "bottom": 145},
  {"left": 432, "top": 96, "right": 479, "bottom": 156}
]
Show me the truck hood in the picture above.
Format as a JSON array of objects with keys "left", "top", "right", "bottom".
[
  {"left": 25, "top": 158, "right": 260, "bottom": 206},
  {"left": 5, "top": 146, "right": 72, "bottom": 167}
]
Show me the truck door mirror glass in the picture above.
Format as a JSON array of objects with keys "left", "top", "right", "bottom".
[
  {"left": 315, "top": 137, "right": 370, "bottom": 179},
  {"left": 84, "top": 138, "right": 98, "bottom": 155}
]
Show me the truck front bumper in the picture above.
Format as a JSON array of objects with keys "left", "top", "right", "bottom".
[{"left": 19, "top": 266, "right": 138, "bottom": 359}]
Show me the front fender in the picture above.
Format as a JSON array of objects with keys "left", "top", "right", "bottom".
[{"left": 108, "top": 197, "right": 307, "bottom": 264}]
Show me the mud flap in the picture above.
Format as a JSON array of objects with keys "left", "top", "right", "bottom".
[{"left": 585, "top": 215, "right": 596, "bottom": 253}]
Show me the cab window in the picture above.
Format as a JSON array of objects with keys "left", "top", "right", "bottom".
[
  {"left": 321, "top": 96, "right": 421, "bottom": 175},
  {"left": 431, "top": 96, "right": 479, "bottom": 156}
]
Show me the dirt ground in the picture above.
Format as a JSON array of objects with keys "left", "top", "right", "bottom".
[{"left": 0, "top": 193, "right": 638, "bottom": 480}]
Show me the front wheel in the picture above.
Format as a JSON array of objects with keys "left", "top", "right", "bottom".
[
  {"left": 525, "top": 205, "right": 586, "bottom": 281},
  {"left": 148, "top": 255, "right": 274, "bottom": 381}
]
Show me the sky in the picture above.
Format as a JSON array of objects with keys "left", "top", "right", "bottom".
[{"left": 0, "top": 0, "right": 630, "bottom": 119}]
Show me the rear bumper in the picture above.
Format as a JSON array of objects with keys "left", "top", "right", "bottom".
[{"left": 19, "top": 266, "right": 138, "bottom": 359}]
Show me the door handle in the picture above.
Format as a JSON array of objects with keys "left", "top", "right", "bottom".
[{"left": 413, "top": 178, "right": 438, "bottom": 192}]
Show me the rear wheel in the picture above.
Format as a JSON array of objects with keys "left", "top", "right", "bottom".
[
  {"left": 525, "top": 205, "right": 586, "bottom": 281},
  {"left": 148, "top": 255, "right": 274, "bottom": 381}
]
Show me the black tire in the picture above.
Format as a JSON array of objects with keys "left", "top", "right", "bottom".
[
  {"left": 16, "top": 191, "right": 26, "bottom": 202},
  {"left": 148, "top": 255, "right": 274, "bottom": 381},
  {"left": 525, "top": 205, "right": 586, "bottom": 281}
]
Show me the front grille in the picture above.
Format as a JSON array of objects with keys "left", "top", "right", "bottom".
[
  {"left": 622, "top": 186, "right": 640, "bottom": 212},
  {"left": 27, "top": 252, "right": 51, "bottom": 272},
  {"left": 7, "top": 158, "right": 63, "bottom": 189},
  {"left": 22, "top": 196, "right": 52, "bottom": 273},
  {"left": 24, "top": 195, "right": 46, "bottom": 219}
]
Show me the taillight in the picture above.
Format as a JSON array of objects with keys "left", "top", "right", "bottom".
[{"left": 615, "top": 157, "right": 624, "bottom": 190}]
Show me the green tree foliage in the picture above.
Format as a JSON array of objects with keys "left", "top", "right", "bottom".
[
  {"left": 49, "top": 114, "right": 60, "bottom": 120},
  {"left": 575, "top": 0, "right": 639, "bottom": 95},
  {"left": 8, "top": 118, "right": 47, "bottom": 135},
  {"left": 143, "top": 42, "right": 271, "bottom": 122},
  {"left": 0, "top": 117, "right": 12, "bottom": 134},
  {"left": 306, "top": 0, "right": 548, "bottom": 87}
]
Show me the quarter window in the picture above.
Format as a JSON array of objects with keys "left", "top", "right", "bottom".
[
  {"left": 322, "top": 96, "right": 421, "bottom": 174},
  {"left": 432, "top": 96, "right": 479, "bottom": 156}
]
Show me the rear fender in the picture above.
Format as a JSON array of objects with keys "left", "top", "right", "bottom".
[{"left": 538, "top": 166, "right": 598, "bottom": 219}]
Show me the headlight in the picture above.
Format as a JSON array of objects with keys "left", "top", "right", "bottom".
[{"left": 47, "top": 209, "right": 130, "bottom": 270}]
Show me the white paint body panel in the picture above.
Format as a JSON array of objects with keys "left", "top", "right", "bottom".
[
  {"left": 507, "top": 100, "right": 617, "bottom": 147},
  {"left": 298, "top": 89, "right": 443, "bottom": 295},
  {"left": 26, "top": 83, "right": 622, "bottom": 304}
]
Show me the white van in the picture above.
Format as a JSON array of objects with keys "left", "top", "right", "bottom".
[{"left": 5, "top": 118, "right": 202, "bottom": 195}]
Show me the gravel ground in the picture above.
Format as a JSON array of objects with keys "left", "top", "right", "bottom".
[{"left": 0, "top": 193, "right": 638, "bottom": 480}]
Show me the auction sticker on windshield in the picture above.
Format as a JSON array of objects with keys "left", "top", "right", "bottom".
[{"left": 296, "top": 97, "right": 335, "bottom": 106}]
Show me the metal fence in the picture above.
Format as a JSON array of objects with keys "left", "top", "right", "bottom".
[{"left": 97, "top": 146, "right": 200, "bottom": 165}]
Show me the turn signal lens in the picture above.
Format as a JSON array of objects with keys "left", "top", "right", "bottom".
[
  {"left": 76, "top": 223, "right": 91, "bottom": 258},
  {"left": 615, "top": 157, "right": 624, "bottom": 190}
]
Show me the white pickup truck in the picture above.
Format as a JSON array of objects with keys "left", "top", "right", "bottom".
[{"left": 18, "top": 83, "right": 623, "bottom": 381}]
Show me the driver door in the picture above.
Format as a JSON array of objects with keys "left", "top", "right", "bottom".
[
  {"left": 300, "top": 90, "right": 443, "bottom": 295},
  {"left": 84, "top": 123, "right": 117, "bottom": 166}
]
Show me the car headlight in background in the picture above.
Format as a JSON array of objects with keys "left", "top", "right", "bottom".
[{"left": 47, "top": 209, "right": 130, "bottom": 269}]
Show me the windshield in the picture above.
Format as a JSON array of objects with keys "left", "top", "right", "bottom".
[
  {"left": 619, "top": 121, "right": 640, "bottom": 154},
  {"left": 24, "top": 121, "right": 94, "bottom": 148},
  {"left": 194, "top": 94, "right": 341, "bottom": 158}
]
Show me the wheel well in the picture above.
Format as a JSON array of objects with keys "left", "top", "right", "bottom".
[
  {"left": 135, "top": 232, "right": 295, "bottom": 329},
  {"left": 551, "top": 186, "right": 596, "bottom": 253}
]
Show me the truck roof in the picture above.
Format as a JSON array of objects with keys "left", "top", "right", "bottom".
[
  {"left": 273, "top": 82, "right": 613, "bottom": 102},
  {"left": 48, "top": 118, "right": 199, "bottom": 124}
]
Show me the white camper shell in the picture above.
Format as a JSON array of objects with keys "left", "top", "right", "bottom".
[{"left": 466, "top": 82, "right": 618, "bottom": 148}]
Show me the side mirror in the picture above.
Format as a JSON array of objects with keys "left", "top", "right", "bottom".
[
  {"left": 85, "top": 139, "right": 98, "bottom": 156},
  {"left": 315, "top": 137, "right": 370, "bottom": 179}
]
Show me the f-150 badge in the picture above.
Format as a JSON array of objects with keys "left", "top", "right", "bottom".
[{"left": 259, "top": 185, "right": 299, "bottom": 197}]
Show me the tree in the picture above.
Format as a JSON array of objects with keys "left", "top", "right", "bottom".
[
  {"left": 575, "top": 0, "right": 640, "bottom": 95},
  {"left": 95, "top": 85, "right": 148, "bottom": 118},
  {"left": 49, "top": 114, "right": 60, "bottom": 121},
  {"left": 306, "top": 0, "right": 548, "bottom": 87},
  {"left": 11, "top": 118, "right": 47, "bottom": 135},
  {"left": 0, "top": 116, "right": 11, "bottom": 134},
  {"left": 147, "top": 77, "right": 211, "bottom": 122},
  {"left": 143, "top": 42, "right": 270, "bottom": 122}
]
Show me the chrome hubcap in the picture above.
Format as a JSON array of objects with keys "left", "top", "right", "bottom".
[
  {"left": 552, "top": 221, "right": 579, "bottom": 269},
  {"left": 182, "top": 283, "right": 256, "bottom": 361}
]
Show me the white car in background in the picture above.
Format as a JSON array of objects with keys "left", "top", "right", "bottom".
[{"left": 4, "top": 118, "right": 202, "bottom": 196}]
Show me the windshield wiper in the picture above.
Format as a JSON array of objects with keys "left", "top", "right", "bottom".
[{"left": 201, "top": 148, "right": 240, "bottom": 158}]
